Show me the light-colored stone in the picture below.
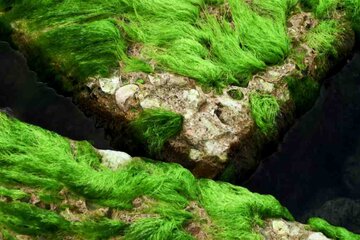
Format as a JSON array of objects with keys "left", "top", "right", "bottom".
[
  {"left": 183, "top": 89, "right": 201, "bottom": 108},
  {"left": 289, "top": 225, "right": 301, "bottom": 236},
  {"left": 204, "top": 140, "right": 228, "bottom": 161},
  {"left": 168, "top": 75, "right": 188, "bottom": 87},
  {"left": 218, "top": 96, "right": 243, "bottom": 111},
  {"left": 115, "top": 84, "right": 139, "bottom": 109},
  {"left": 260, "top": 80, "right": 275, "bottom": 93},
  {"left": 99, "top": 77, "right": 121, "bottom": 94},
  {"left": 98, "top": 150, "right": 133, "bottom": 170},
  {"left": 307, "top": 232, "right": 330, "bottom": 240},
  {"left": 189, "top": 149, "right": 202, "bottom": 161},
  {"left": 148, "top": 75, "right": 167, "bottom": 86},
  {"left": 260, "top": 219, "right": 332, "bottom": 240},
  {"left": 272, "top": 220, "right": 290, "bottom": 235},
  {"left": 140, "top": 98, "right": 161, "bottom": 109}
]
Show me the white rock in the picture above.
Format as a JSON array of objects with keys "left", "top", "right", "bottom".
[
  {"left": 115, "top": 84, "right": 139, "bottom": 109},
  {"left": 167, "top": 75, "right": 188, "bottom": 87},
  {"left": 218, "top": 97, "right": 242, "bottom": 111},
  {"left": 183, "top": 89, "right": 201, "bottom": 107},
  {"left": 269, "top": 70, "right": 281, "bottom": 77},
  {"left": 260, "top": 80, "right": 274, "bottom": 93},
  {"left": 307, "top": 233, "right": 330, "bottom": 240},
  {"left": 148, "top": 75, "right": 167, "bottom": 86},
  {"left": 204, "top": 140, "right": 227, "bottom": 161},
  {"left": 99, "top": 77, "right": 121, "bottom": 94},
  {"left": 272, "top": 220, "right": 290, "bottom": 235},
  {"left": 289, "top": 225, "right": 301, "bottom": 236},
  {"left": 98, "top": 150, "right": 133, "bottom": 170},
  {"left": 189, "top": 149, "right": 202, "bottom": 161},
  {"left": 140, "top": 98, "right": 161, "bottom": 109}
]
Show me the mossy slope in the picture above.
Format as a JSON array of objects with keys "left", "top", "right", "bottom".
[
  {"left": 1, "top": 0, "right": 297, "bottom": 89},
  {"left": 0, "top": 112, "right": 293, "bottom": 239},
  {"left": 1, "top": 113, "right": 360, "bottom": 239}
]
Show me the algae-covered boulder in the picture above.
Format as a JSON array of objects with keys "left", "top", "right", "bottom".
[
  {"left": 0, "top": 112, "right": 359, "bottom": 239},
  {"left": 0, "top": 0, "right": 358, "bottom": 179}
]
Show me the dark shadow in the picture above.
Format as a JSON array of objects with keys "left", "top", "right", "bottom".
[{"left": 0, "top": 41, "right": 110, "bottom": 149}]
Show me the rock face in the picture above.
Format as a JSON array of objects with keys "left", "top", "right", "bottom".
[
  {"left": 75, "top": 11, "right": 354, "bottom": 179},
  {"left": 1, "top": 1, "right": 356, "bottom": 180},
  {"left": 97, "top": 149, "right": 133, "bottom": 170},
  {"left": 2, "top": 112, "right": 358, "bottom": 239},
  {"left": 259, "top": 219, "right": 331, "bottom": 240}
]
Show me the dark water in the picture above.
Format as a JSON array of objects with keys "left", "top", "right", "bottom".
[
  {"left": 0, "top": 41, "right": 110, "bottom": 149},
  {"left": 246, "top": 46, "right": 360, "bottom": 233}
]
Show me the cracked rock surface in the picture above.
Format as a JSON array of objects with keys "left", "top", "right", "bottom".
[{"left": 73, "top": 11, "right": 353, "bottom": 178}]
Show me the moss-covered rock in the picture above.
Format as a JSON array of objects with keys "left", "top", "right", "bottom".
[
  {"left": 1, "top": 112, "right": 359, "bottom": 239},
  {"left": 0, "top": 0, "right": 357, "bottom": 179}
]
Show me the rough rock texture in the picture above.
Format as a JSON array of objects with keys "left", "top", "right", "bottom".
[
  {"left": 97, "top": 149, "right": 133, "bottom": 170},
  {"left": 2, "top": 3, "right": 355, "bottom": 179},
  {"left": 259, "top": 219, "right": 331, "bottom": 240},
  {"left": 74, "top": 11, "right": 354, "bottom": 179}
]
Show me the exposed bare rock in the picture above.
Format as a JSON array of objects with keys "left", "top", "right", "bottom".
[
  {"left": 97, "top": 149, "right": 133, "bottom": 170},
  {"left": 259, "top": 219, "right": 331, "bottom": 240}
]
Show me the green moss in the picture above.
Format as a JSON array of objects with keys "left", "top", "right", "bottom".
[
  {"left": 285, "top": 76, "right": 320, "bottom": 114},
  {"left": 250, "top": 94, "right": 280, "bottom": 135},
  {"left": 37, "top": 19, "right": 127, "bottom": 82},
  {"left": 0, "top": 112, "right": 299, "bottom": 239},
  {"left": 130, "top": 109, "right": 184, "bottom": 154},
  {"left": 2, "top": 0, "right": 297, "bottom": 89},
  {"left": 305, "top": 20, "right": 342, "bottom": 58},
  {"left": 300, "top": 0, "right": 360, "bottom": 33},
  {"left": 227, "top": 89, "right": 244, "bottom": 100},
  {"left": 308, "top": 218, "right": 360, "bottom": 240},
  {"left": 199, "top": 180, "right": 293, "bottom": 239},
  {"left": 125, "top": 218, "right": 194, "bottom": 240}
]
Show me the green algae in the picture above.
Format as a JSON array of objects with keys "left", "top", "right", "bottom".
[
  {"left": 308, "top": 218, "right": 360, "bottom": 240},
  {"left": 130, "top": 108, "right": 184, "bottom": 154},
  {"left": 300, "top": 0, "right": 360, "bottom": 34},
  {"left": 286, "top": 76, "right": 320, "bottom": 114},
  {"left": 199, "top": 180, "right": 293, "bottom": 239},
  {"left": 0, "top": 112, "right": 296, "bottom": 239},
  {"left": 1, "top": 0, "right": 298, "bottom": 89},
  {"left": 305, "top": 20, "right": 343, "bottom": 59},
  {"left": 250, "top": 94, "right": 280, "bottom": 135}
]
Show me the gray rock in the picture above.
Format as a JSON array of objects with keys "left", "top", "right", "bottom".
[
  {"left": 272, "top": 220, "right": 290, "bottom": 235},
  {"left": 115, "top": 84, "right": 139, "bottom": 109},
  {"left": 98, "top": 149, "right": 133, "bottom": 170},
  {"left": 99, "top": 77, "right": 121, "bottom": 94},
  {"left": 307, "top": 232, "right": 329, "bottom": 240}
]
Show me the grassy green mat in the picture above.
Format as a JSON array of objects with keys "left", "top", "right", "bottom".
[
  {"left": 3, "top": 0, "right": 357, "bottom": 90},
  {"left": 0, "top": 112, "right": 294, "bottom": 239}
]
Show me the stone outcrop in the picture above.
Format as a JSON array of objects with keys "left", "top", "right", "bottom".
[
  {"left": 0, "top": 2, "right": 356, "bottom": 181},
  {"left": 1, "top": 112, "right": 358, "bottom": 239}
]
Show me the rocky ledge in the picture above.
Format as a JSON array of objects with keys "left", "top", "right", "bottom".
[
  {"left": 1, "top": 112, "right": 359, "bottom": 239},
  {"left": 0, "top": 1, "right": 357, "bottom": 180}
]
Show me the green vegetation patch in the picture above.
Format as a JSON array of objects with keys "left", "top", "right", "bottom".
[
  {"left": 286, "top": 76, "right": 320, "bottom": 114},
  {"left": 250, "top": 94, "right": 280, "bottom": 135},
  {"left": 130, "top": 108, "right": 184, "bottom": 154},
  {"left": 37, "top": 19, "right": 127, "bottom": 81},
  {"left": 305, "top": 20, "right": 343, "bottom": 59},
  {"left": 0, "top": 112, "right": 296, "bottom": 239},
  {"left": 308, "top": 218, "right": 360, "bottom": 240},
  {"left": 2, "top": 0, "right": 298, "bottom": 89},
  {"left": 300, "top": 0, "right": 360, "bottom": 30}
]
